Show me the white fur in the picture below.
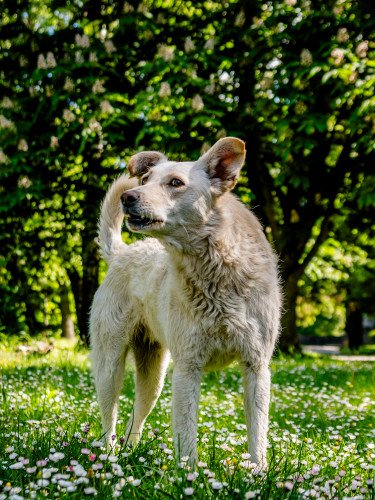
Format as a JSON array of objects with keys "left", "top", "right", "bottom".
[{"left": 90, "top": 138, "right": 281, "bottom": 468}]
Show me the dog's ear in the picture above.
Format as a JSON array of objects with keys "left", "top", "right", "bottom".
[
  {"left": 128, "top": 151, "right": 167, "bottom": 178},
  {"left": 200, "top": 137, "right": 246, "bottom": 195}
]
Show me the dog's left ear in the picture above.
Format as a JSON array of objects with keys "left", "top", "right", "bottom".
[
  {"left": 128, "top": 151, "right": 167, "bottom": 178},
  {"left": 199, "top": 137, "right": 246, "bottom": 195}
]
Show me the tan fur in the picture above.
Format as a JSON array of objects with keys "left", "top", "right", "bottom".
[{"left": 90, "top": 138, "right": 281, "bottom": 469}]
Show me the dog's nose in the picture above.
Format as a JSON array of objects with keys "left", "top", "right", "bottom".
[{"left": 121, "top": 190, "right": 140, "bottom": 207}]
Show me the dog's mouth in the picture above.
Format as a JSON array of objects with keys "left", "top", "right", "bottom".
[{"left": 126, "top": 214, "right": 164, "bottom": 230}]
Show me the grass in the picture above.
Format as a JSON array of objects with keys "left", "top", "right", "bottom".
[{"left": 0, "top": 339, "right": 374, "bottom": 499}]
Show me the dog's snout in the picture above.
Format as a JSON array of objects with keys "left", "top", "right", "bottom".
[{"left": 121, "top": 190, "right": 140, "bottom": 207}]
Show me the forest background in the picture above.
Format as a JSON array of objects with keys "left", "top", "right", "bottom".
[{"left": 0, "top": 0, "right": 374, "bottom": 352}]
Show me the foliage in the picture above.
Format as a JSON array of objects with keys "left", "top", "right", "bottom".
[
  {"left": 0, "top": 0, "right": 374, "bottom": 347},
  {"left": 0, "top": 343, "right": 374, "bottom": 497}
]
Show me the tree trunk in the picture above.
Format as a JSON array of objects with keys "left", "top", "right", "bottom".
[
  {"left": 279, "top": 273, "right": 302, "bottom": 353},
  {"left": 77, "top": 224, "right": 100, "bottom": 346},
  {"left": 345, "top": 301, "right": 363, "bottom": 350},
  {"left": 61, "top": 284, "right": 75, "bottom": 339}
]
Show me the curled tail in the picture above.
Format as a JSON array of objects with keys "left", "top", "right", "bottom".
[{"left": 98, "top": 174, "right": 138, "bottom": 264}]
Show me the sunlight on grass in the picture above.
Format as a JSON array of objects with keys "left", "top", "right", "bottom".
[{"left": 0, "top": 343, "right": 374, "bottom": 498}]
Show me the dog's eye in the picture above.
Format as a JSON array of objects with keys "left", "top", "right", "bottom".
[
  {"left": 169, "top": 178, "right": 184, "bottom": 187},
  {"left": 141, "top": 176, "right": 148, "bottom": 185}
]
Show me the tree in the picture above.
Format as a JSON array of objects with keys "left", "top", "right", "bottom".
[{"left": 1, "top": 0, "right": 373, "bottom": 350}]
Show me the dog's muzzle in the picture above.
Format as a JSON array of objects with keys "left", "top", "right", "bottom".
[{"left": 121, "top": 190, "right": 162, "bottom": 229}]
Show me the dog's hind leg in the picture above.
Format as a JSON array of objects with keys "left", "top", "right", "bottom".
[
  {"left": 242, "top": 364, "right": 271, "bottom": 470},
  {"left": 124, "top": 335, "right": 169, "bottom": 446}
]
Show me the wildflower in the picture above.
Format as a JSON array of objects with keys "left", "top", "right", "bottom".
[
  {"left": 84, "top": 487, "right": 97, "bottom": 495},
  {"left": 337, "top": 28, "right": 349, "bottom": 42},
  {"left": 81, "top": 448, "right": 90, "bottom": 455},
  {"left": 130, "top": 479, "right": 141, "bottom": 486},
  {"left": 89, "top": 52, "right": 98, "bottom": 63},
  {"left": 191, "top": 94, "right": 204, "bottom": 111},
  {"left": 46, "top": 52, "right": 56, "bottom": 68},
  {"left": 285, "top": 481, "right": 294, "bottom": 490},
  {"left": 245, "top": 492, "right": 257, "bottom": 499},
  {"left": 212, "top": 481, "right": 223, "bottom": 490},
  {"left": 285, "top": 0, "right": 297, "bottom": 5},
  {"left": 89, "top": 453, "right": 96, "bottom": 461},
  {"left": 159, "top": 82, "right": 171, "bottom": 98},
  {"left": 184, "top": 487, "right": 194, "bottom": 495},
  {"left": 49, "top": 452, "right": 65, "bottom": 462},
  {"left": 356, "top": 40, "right": 368, "bottom": 58},
  {"left": 300, "top": 48, "right": 313, "bottom": 66},
  {"left": 36, "top": 460, "right": 48, "bottom": 467},
  {"left": 9, "top": 462, "right": 24, "bottom": 470},
  {"left": 331, "top": 48, "right": 345, "bottom": 65},
  {"left": 205, "top": 82, "right": 215, "bottom": 94},
  {"left": 187, "top": 472, "right": 198, "bottom": 481}
]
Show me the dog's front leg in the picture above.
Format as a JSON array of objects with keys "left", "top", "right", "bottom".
[
  {"left": 172, "top": 364, "right": 202, "bottom": 465},
  {"left": 242, "top": 365, "right": 271, "bottom": 470}
]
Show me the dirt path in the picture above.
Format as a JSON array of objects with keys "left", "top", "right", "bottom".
[{"left": 302, "top": 345, "right": 375, "bottom": 362}]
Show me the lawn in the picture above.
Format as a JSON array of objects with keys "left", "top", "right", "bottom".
[{"left": 0, "top": 340, "right": 374, "bottom": 499}]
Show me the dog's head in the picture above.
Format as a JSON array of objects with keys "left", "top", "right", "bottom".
[{"left": 121, "top": 137, "right": 246, "bottom": 239}]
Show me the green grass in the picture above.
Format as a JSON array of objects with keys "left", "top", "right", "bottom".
[{"left": 0, "top": 340, "right": 374, "bottom": 499}]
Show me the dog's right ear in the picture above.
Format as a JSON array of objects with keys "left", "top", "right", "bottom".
[{"left": 128, "top": 151, "right": 167, "bottom": 178}]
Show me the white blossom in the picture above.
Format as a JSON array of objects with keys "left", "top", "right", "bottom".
[
  {"left": 46, "top": 52, "right": 56, "bottom": 68},
  {"left": 100, "top": 100, "right": 114, "bottom": 113},
  {"left": 331, "top": 48, "right": 345, "bottom": 65},
  {"left": 18, "top": 139, "right": 28, "bottom": 152},
  {"left": 337, "top": 27, "right": 349, "bottom": 43},
  {"left": 0, "top": 115, "right": 15, "bottom": 129},
  {"left": 158, "top": 45, "right": 175, "bottom": 62},
  {"left": 64, "top": 77, "right": 74, "bottom": 92},
  {"left": 204, "top": 38, "right": 215, "bottom": 50},
  {"left": 50, "top": 136, "right": 59, "bottom": 148},
  {"left": 63, "top": 109, "right": 75, "bottom": 122},
  {"left": 0, "top": 149, "right": 9, "bottom": 164},
  {"left": 300, "top": 48, "right": 313, "bottom": 66},
  {"left": 159, "top": 82, "right": 171, "bottom": 98},
  {"left": 191, "top": 94, "right": 204, "bottom": 111},
  {"left": 104, "top": 40, "right": 116, "bottom": 54},
  {"left": 75, "top": 34, "right": 90, "bottom": 48},
  {"left": 92, "top": 80, "right": 106, "bottom": 94},
  {"left": 75, "top": 51, "right": 84, "bottom": 64},
  {"left": 123, "top": 2, "right": 134, "bottom": 13},
  {"left": 1, "top": 97, "right": 13, "bottom": 109},
  {"left": 356, "top": 40, "right": 368, "bottom": 58},
  {"left": 89, "top": 52, "right": 98, "bottom": 63},
  {"left": 184, "top": 37, "right": 195, "bottom": 53},
  {"left": 37, "top": 54, "right": 47, "bottom": 69}
]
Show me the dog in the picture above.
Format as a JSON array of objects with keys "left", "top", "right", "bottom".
[{"left": 90, "top": 137, "right": 281, "bottom": 468}]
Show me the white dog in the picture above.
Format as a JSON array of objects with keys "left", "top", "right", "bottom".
[{"left": 90, "top": 137, "right": 281, "bottom": 468}]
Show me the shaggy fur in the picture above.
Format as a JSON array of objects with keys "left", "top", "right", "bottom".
[{"left": 90, "top": 137, "right": 281, "bottom": 468}]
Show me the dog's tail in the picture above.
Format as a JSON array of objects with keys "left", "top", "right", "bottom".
[{"left": 98, "top": 174, "right": 138, "bottom": 264}]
